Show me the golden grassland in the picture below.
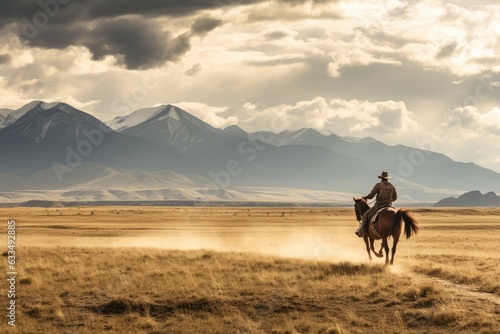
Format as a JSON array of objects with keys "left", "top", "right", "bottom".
[{"left": 0, "top": 207, "right": 498, "bottom": 334}]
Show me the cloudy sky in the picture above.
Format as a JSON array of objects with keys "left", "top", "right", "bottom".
[{"left": 1, "top": 0, "right": 500, "bottom": 172}]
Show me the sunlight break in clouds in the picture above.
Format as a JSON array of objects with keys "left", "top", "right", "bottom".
[{"left": 334, "top": 0, "right": 500, "bottom": 77}]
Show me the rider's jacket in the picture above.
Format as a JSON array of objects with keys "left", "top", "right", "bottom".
[{"left": 365, "top": 180, "right": 397, "bottom": 205}]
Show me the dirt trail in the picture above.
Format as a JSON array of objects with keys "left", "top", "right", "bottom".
[{"left": 403, "top": 266, "right": 500, "bottom": 306}]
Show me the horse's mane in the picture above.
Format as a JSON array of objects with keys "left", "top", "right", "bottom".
[{"left": 356, "top": 198, "right": 370, "bottom": 211}]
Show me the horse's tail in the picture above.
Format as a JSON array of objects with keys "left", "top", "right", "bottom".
[{"left": 394, "top": 209, "right": 419, "bottom": 239}]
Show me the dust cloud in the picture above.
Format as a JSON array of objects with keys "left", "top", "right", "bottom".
[
  {"left": 18, "top": 207, "right": 379, "bottom": 262},
  {"left": 21, "top": 228, "right": 374, "bottom": 263},
  {"left": 108, "top": 229, "right": 371, "bottom": 262}
]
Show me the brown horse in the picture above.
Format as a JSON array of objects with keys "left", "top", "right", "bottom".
[{"left": 353, "top": 198, "right": 419, "bottom": 265}]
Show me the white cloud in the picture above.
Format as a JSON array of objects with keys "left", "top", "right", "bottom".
[
  {"left": 0, "top": 34, "right": 34, "bottom": 69},
  {"left": 437, "top": 106, "right": 500, "bottom": 138},
  {"left": 241, "top": 97, "right": 420, "bottom": 136},
  {"left": 243, "top": 103, "right": 258, "bottom": 111},
  {"left": 319, "top": 0, "right": 500, "bottom": 77},
  {"left": 0, "top": 77, "right": 34, "bottom": 109},
  {"left": 326, "top": 42, "right": 401, "bottom": 78},
  {"left": 70, "top": 47, "right": 118, "bottom": 75}
]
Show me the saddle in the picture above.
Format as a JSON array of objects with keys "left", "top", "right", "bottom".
[
  {"left": 368, "top": 205, "right": 392, "bottom": 239},
  {"left": 369, "top": 205, "right": 392, "bottom": 224}
]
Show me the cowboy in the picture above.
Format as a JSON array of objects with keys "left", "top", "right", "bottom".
[{"left": 356, "top": 171, "right": 397, "bottom": 237}]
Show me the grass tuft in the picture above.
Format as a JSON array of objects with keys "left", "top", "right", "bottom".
[{"left": 19, "top": 277, "right": 33, "bottom": 285}]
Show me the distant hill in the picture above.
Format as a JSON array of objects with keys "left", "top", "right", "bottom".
[{"left": 434, "top": 191, "right": 500, "bottom": 207}]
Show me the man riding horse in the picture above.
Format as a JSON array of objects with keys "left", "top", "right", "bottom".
[{"left": 356, "top": 171, "right": 397, "bottom": 237}]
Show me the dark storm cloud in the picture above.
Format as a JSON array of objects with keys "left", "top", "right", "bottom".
[
  {"left": 22, "top": 22, "right": 86, "bottom": 49},
  {"left": 84, "top": 19, "right": 192, "bottom": 70},
  {"left": 17, "top": 17, "right": 191, "bottom": 69},
  {"left": 0, "top": 0, "right": 276, "bottom": 23},
  {"left": 0, "top": 0, "right": 257, "bottom": 69},
  {"left": 0, "top": 0, "right": 340, "bottom": 30},
  {"left": 0, "top": 0, "right": 341, "bottom": 69},
  {"left": 81, "top": 0, "right": 338, "bottom": 19}
]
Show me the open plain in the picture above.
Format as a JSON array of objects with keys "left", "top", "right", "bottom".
[{"left": 0, "top": 206, "right": 498, "bottom": 334}]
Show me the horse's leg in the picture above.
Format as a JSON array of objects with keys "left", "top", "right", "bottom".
[
  {"left": 378, "top": 243, "right": 384, "bottom": 257},
  {"left": 390, "top": 233, "right": 401, "bottom": 265},
  {"left": 369, "top": 238, "right": 382, "bottom": 258},
  {"left": 382, "top": 237, "right": 390, "bottom": 265},
  {"left": 364, "top": 236, "right": 372, "bottom": 261},
  {"left": 390, "top": 211, "right": 403, "bottom": 265}
]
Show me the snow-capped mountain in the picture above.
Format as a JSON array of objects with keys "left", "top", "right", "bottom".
[
  {"left": 0, "top": 100, "right": 42, "bottom": 129},
  {"left": 106, "top": 105, "right": 167, "bottom": 131},
  {"left": 0, "top": 101, "right": 184, "bottom": 174},
  {"left": 119, "top": 104, "right": 227, "bottom": 152},
  {"left": 1, "top": 101, "right": 500, "bottom": 203},
  {"left": 0, "top": 101, "right": 111, "bottom": 144}
]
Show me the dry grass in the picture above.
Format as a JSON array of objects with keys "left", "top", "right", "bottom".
[
  {"left": 3, "top": 247, "right": 497, "bottom": 334},
  {"left": 0, "top": 207, "right": 498, "bottom": 333},
  {"left": 399, "top": 208, "right": 500, "bottom": 296}
]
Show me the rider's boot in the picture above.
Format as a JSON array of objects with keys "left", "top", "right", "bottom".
[
  {"left": 355, "top": 223, "right": 363, "bottom": 237},
  {"left": 356, "top": 219, "right": 366, "bottom": 237}
]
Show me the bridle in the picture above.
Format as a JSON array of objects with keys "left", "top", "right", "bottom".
[
  {"left": 354, "top": 200, "right": 362, "bottom": 222},
  {"left": 354, "top": 198, "right": 370, "bottom": 222}
]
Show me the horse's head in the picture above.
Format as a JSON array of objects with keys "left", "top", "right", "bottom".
[{"left": 353, "top": 197, "right": 369, "bottom": 221}]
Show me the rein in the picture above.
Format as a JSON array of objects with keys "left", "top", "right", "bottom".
[{"left": 354, "top": 199, "right": 370, "bottom": 222}]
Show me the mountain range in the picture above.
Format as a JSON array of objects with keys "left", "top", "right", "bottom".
[
  {"left": 434, "top": 191, "right": 500, "bottom": 207},
  {"left": 1, "top": 101, "right": 499, "bottom": 205}
]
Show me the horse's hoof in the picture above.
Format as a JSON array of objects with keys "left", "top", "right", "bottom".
[{"left": 375, "top": 253, "right": 384, "bottom": 258}]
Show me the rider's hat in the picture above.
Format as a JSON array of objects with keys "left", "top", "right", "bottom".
[{"left": 378, "top": 171, "right": 391, "bottom": 179}]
